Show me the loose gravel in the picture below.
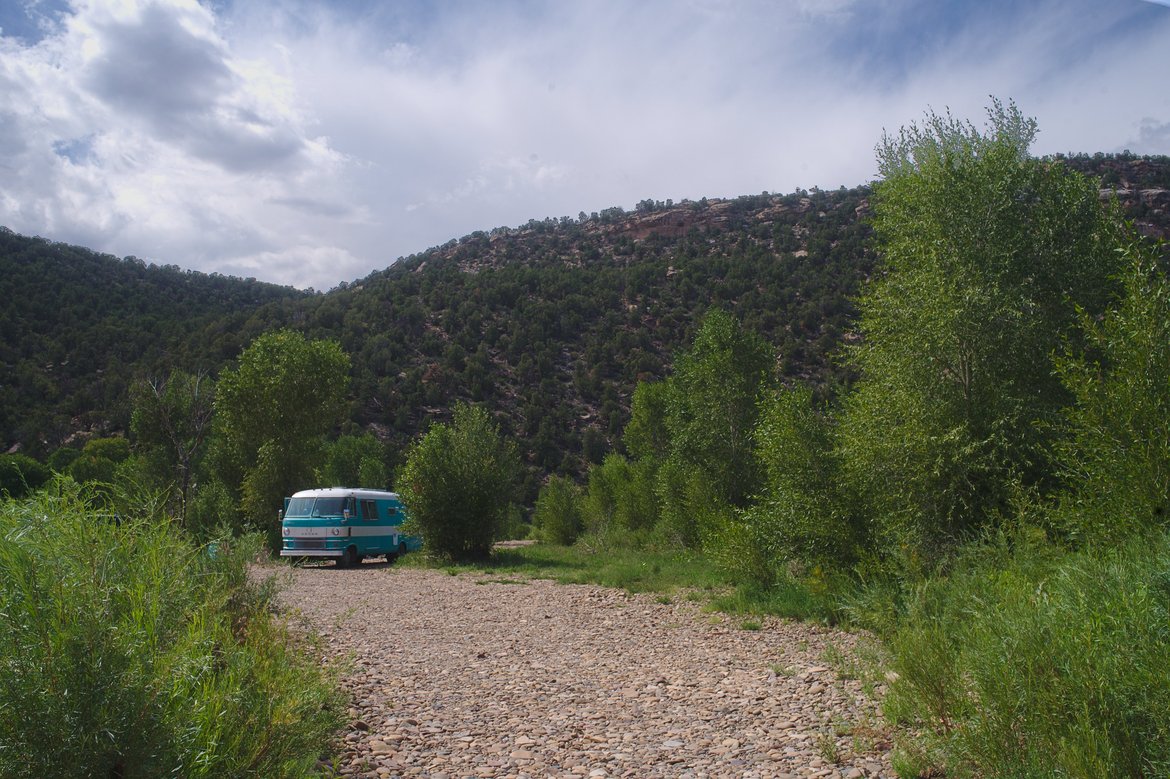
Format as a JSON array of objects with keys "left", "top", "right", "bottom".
[{"left": 274, "top": 563, "right": 896, "bottom": 779}]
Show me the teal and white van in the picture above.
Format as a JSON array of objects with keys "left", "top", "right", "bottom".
[{"left": 279, "top": 488, "right": 421, "bottom": 567}]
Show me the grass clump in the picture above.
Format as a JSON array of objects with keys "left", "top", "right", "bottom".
[
  {"left": 880, "top": 529, "right": 1170, "bottom": 778},
  {"left": 0, "top": 481, "right": 343, "bottom": 778},
  {"left": 709, "top": 576, "right": 840, "bottom": 623}
]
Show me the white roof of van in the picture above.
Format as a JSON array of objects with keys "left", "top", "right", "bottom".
[{"left": 289, "top": 488, "right": 400, "bottom": 500}]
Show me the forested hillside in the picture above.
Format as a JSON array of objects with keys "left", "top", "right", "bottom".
[
  {"left": 0, "top": 228, "right": 308, "bottom": 451},
  {"left": 3, "top": 154, "right": 1167, "bottom": 492}
]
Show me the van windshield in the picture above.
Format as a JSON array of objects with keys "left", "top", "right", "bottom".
[{"left": 284, "top": 497, "right": 348, "bottom": 517}]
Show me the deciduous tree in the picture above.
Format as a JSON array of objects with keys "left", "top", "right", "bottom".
[
  {"left": 214, "top": 330, "right": 349, "bottom": 533},
  {"left": 130, "top": 370, "right": 215, "bottom": 525},
  {"left": 399, "top": 404, "right": 520, "bottom": 561},
  {"left": 838, "top": 101, "right": 1124, "bottom": 569}
]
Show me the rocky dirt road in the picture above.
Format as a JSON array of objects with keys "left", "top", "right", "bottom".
[{"left": 276, "top": 563, "right": 895, "bottom": 779}]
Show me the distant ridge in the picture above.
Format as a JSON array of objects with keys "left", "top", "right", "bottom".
[{"left": 3, "top": 153, "right": 1167, "bottom": 493}]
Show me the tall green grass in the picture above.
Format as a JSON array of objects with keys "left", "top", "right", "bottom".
[
  {"left": 0, "top": 481, "right": 343, "bottom": 778},
  {"left": 880, "top": 529, "right": 1170, "bottom": 778}
]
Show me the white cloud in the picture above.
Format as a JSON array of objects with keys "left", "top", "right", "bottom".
[{"left": 1, "top": 0, "right": 1168, "bottom": 290}]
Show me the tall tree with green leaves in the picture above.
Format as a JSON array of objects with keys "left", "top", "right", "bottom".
[
  {"left": 666, "top": 308, "right": 773, "bottom": 510},
  {"left": 399, "top": 403, "right": 520, "bottom": 561},
  {"left": 838, "top": 100, "right": 1125, "bottom": 570},
  {"left": 653, "top": 309, "right": 773, "bottom": 548},
  {"left": 214, "top": 330, "right": 350, "bottom": 532},
  {"left": 130, "top": 370, "right": 215, "bottom": 526}
]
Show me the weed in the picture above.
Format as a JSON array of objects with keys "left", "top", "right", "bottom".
[
  {"left": 740, "top": 620, "right": 762, "bottom": 631},
  {"left": 881, "top": 531, "right": 1170, "bottom": 777},
  {"left": 820, "top": 641, "right": 863, "bottom": 681},
  {"left": 816, "top": 727, "right": 841, "bottom": 764},
  {"left": 333, "top": 606, "right": 358, "bottom": 628}
]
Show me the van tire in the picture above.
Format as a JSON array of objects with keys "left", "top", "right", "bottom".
[{"left": 338, "top": 546, "right": 358, "bottom": 568}]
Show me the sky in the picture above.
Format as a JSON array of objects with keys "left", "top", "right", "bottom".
[{"left": 1, "top": 0, "right": 1168, "bottom": 290}]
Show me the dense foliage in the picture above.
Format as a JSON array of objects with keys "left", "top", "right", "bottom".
[
  {"left": 525, "top": 103, "right": 1170, "bottom": 777},
  {"left": 3, "top": 154, "right": 1166, "bottom": 495},
  {"left": 399, "top": 403, "right": 521, "bottom": 561},
  {"left": 0, "top": 228, "right": 305, "bottom": 456},
  {"left": 0, "top": 483, "right": 343, "bottom": 777},
  {"left": 212, "top": 330, "right": 350, "bottom": 538},
  {"left": 838, "top": 101, "right": 1124, "bottom": 569},
  {"left": 883, "top": 529, "right": 1170, "bottom": 778}
]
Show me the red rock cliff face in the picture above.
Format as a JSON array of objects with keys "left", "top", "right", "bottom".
[{"left": 1103, "top": 188, "right": 1170, "bottom": 241}]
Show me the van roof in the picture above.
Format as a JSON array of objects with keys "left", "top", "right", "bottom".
[{"left": 289, "top": 488, "right": 401, "bottom": 500}]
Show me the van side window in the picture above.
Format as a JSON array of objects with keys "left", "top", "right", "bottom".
[{"left": 361, "top": 499, "right": 378, "bottom": 520}]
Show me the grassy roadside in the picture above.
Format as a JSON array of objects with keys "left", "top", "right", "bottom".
[
  {"left": 400, "top": 541, "right": 726, "bottom": 594},
  {"left": 398, "top": 541, "right": 840, "bottom": 623}
]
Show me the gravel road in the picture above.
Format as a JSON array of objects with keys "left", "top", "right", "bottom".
[{"left": 275, "top": 563, "right": 896, "bottom": 779}]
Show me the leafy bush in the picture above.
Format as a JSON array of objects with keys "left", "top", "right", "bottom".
[
  {"left": 881, "top": 530, "right": 1170, "bottom": 778},
  {"left": 725, "top": 386, "right": 862, "bottom": 586},
  {"left": 317, "top": 433, "right": 388, "bottom": 489},
  {"left": 533, "top": 475, "right": 584, "bottom": 545},
  {"left": 0, "top": 452, "right": 50, "bottom": 498},
  {"left": 1053, "top": 245, "right": 1170, "bottom": 546},
  {"left": 0, "top": 481, "right": 343, "bottom": 778},
  {"left": 399, "top": 403, "right": 521, "bottom": 561},
  {"left": 66, "top": 436, "right": 132, "bottom": 485},
  {"left": 581, "top": 454, "right": 659, "bottom": 538},
  {"left": 654, "top": 456, "right": 730, "bottom": 550}
]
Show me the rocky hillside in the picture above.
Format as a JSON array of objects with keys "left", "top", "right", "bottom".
[{"left": 2, "top": 154, "right": 1167, "bottom": 492}]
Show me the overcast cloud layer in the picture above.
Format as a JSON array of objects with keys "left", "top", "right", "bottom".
[{"left": 1, "top": 0, "right": 1168, "bottom": 290}]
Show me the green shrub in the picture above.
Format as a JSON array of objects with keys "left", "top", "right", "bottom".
[
  {"left": 654, "top": 456, "right": 727, "bottom": 549},
  {"left": 1053, "top": 246, "right": 1170, "bottom": 546},
  {"left": 0, "top": 481, "right": 343, "bottom": 778},
  {"left": 46, "top": 446, "right": 82, "bottom": 473},
  {"left": 533, "top": 475, "right": 584, "bottom": 545},
  {"left": 318, "top": 433, "right": 388, "bottom": 489},
  {"left": 399, "top": 403, "right": 521, "bottom": 561},
  {"left": 0, "top": 452, "right": 50, "bottom": 498},
  {"left": 185, "top": 477, "right": 239, "bottom": 541},
  {"left": 882, "top": 530, "right": 1170, "bottom": 778},
  {"left": 581, "top": 454, "right": 659, "bottom": 538}
]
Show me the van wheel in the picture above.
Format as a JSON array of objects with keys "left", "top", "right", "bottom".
[
  {"left": 399, "top": 541, "right": 408, "bottom": 556},
  {"left": 384, "top": 552, "right": 398, "bottom": 564},
  {"left": 338, "top": 546, "right": 358, "bottom": 568}
]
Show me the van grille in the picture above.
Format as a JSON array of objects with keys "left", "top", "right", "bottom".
[{"left": 289, "top": 540, "right": 326, "bottom": 550}]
